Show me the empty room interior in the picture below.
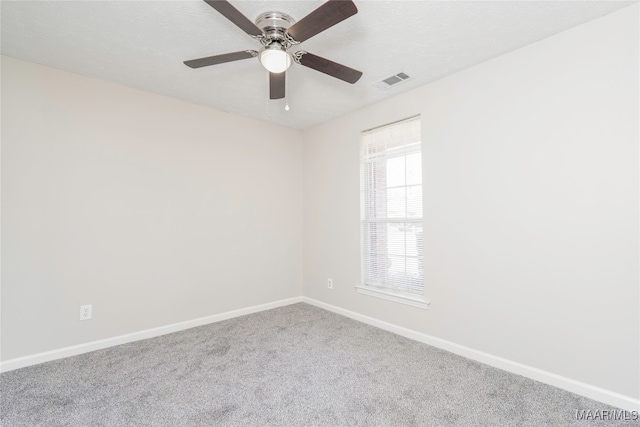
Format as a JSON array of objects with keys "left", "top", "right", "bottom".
[{"left": 1, "top": 0, "right": 639, "bottom": 425}]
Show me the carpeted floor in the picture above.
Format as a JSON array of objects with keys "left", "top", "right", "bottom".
[{"left": 0, "top": 303, "right": 636, "bottom": 426}]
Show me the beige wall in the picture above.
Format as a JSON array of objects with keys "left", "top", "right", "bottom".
[
  {"left": 1, "top": 56, "right": 303, "bottom": 360},
  {"left": 302, "top": 5, "right": 639, "bottom": 399}
]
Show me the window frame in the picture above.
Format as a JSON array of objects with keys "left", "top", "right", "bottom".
[{"left": 357, "top": 116, "right": 430, "bottom": 309}]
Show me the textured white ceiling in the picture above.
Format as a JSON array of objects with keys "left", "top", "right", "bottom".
[{"left": 1, "top": 0, "right": 635, "bottom": 129}]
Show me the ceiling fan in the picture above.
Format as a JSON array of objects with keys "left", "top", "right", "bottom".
[{"left": 184, "top": 0, "right": 363, "bottom": 100}]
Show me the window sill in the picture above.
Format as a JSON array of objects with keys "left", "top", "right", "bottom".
[{"left": 355, "top": 285, "right": 430, "bottom": 310}]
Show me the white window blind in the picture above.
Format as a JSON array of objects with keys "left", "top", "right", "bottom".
[{"left": 360, "top": 116, "right": 426, "bottom": 306}]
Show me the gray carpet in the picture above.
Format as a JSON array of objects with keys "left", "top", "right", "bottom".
[{"left": 1, "top": 303, "right": 636, "bottom": 426}]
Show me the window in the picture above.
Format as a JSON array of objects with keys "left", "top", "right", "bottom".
[{"left": 358, "top": 116, "right": 428, "bottom": 309}]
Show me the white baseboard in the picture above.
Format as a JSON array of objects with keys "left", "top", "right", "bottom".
[
  {"left": 302, "top": 297, "right": 640, "bottom": 413},
  {"left": 0, "top": 296, "right": 303, "bottom": 374},
  {"left": 3, "top": 295, "right": 637, "bottom": 412}
]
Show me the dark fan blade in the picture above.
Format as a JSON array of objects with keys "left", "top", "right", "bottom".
[
  {"left": 286, "top": 0, "right": 357, "bottom": 43},
  {"left": 184, "top": 50, "right": 257, "bottom": 68},
  {"left": 204, "top": 0, "right": 263, "bottom": 37},
  {"left": 270, "top": 72, "right": 285, "bottom": 100},
  {"left": 297, "top": 52, "right": 362, "bottom": 84}
]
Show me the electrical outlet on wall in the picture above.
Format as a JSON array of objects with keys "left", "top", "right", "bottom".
[
  {"left": 328, "top": 278, "right": 333, "bottom": 289},
  {"left": 80, "top": 304, "right": 92, "bottom": 320}
]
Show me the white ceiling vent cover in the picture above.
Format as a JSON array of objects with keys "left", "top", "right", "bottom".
[{"left": 373, "top": 72, "right": 412, "bottom": 90}]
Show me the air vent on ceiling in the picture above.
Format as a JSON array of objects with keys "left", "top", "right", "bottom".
[{"left": 373, "top": 72, "right": 412, "bottom": 90}]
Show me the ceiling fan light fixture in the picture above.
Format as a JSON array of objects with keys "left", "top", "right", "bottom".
[{"left": 259, "top": 45, "right": 292, "bottom": 74}]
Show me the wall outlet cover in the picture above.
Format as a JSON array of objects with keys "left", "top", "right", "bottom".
[{"left": 80, "top": 304, "right": 92, "bottom": 320}]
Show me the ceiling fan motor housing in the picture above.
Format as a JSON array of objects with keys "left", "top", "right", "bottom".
[
  {"left": 255, "top": 12, "right": 296, "bottom": 47},
  {"left": 256, "top": 12, "right": 295, "bottom": 32}
]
